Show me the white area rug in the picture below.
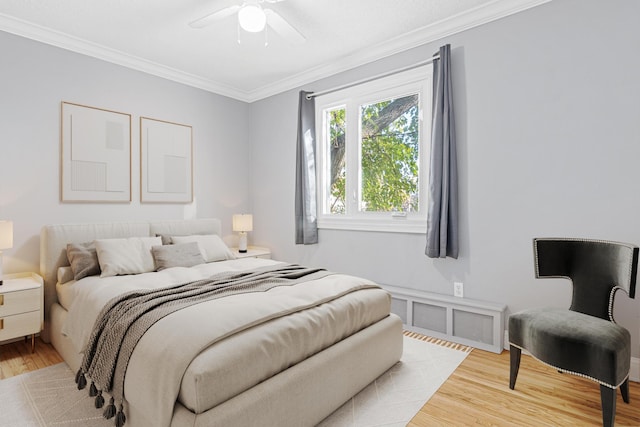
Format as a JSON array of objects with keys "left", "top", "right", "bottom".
[
  {"left": 0, "top": 361, "right": 112, "bottom": 427},
  {"left": 0, "top": 333, "right": 470, "bottom": 427},
  {"left": 319, "top": 333, "right": 471, "bottom": 426}
]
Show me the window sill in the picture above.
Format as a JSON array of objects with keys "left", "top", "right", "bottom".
[{"left": 318, "top": 217, "right": 427, "bottom": 234}]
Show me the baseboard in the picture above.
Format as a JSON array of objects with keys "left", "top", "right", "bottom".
[{"left": 503, "top": 330, "right": 639, "bottom": 382}]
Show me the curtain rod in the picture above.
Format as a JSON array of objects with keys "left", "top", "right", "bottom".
[{"left": 305, "top": 54, "right": 439, "bottom": 100}]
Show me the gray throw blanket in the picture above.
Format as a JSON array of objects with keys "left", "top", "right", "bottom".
[{"left": 74, "top": 264, "right": 329, "bottom": 427}]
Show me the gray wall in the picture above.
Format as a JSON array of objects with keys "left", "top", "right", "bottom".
[
  {"left": 249, "top": 0, "right": 640, "bottom": 355},
  {"left": 1, "top": 0, "right": 638, "bottom": 356},
  {"left": 0, "top": 31, "right": 252, "bottom": 274}
]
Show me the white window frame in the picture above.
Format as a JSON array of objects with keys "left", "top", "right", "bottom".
[{"left": 315, "top": 65, "right": 432, "bottom": 234}]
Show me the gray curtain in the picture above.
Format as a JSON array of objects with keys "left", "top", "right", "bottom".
[
  {"left": 425, "top": 44, "right": 459, "bottom": 259},
  {"left": 294, "top": 90, "right": 318, "bottom": 244}
]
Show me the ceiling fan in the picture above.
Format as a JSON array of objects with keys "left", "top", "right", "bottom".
[{"left": 189, "top": 0, "right": 305, "bottom": 45}]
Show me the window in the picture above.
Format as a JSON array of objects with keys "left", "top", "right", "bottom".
[{"left": 315, "top": 65, "right": 432, "bottom": 233}]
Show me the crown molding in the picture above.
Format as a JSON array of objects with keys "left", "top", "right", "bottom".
[
  {"left": 245, "top": 0, "right": 552, "bottom": 101},
  {"left": 0, "top": 0, "right": 551, "bottom": 103},
  {"left": 0, "top": 13, "right": 249, "bottom": 101}
]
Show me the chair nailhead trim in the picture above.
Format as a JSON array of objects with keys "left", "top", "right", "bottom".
[{"left": 509, "top": 342, "right": 627, "bottom": 389}]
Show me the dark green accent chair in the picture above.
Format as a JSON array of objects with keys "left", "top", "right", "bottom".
[{"left": 509, "top": 238, "right": 638, "bottom": 427}]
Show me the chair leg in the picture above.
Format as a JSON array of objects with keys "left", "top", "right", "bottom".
[
  {"left": 509, "top": 345, "right": 521, "bottom": 390},
  {"left": 600, "top": 384, "right": 616, "bottom": 427},
  {"left": 620, "top": 378, "right": 630, "bottom": 404}
]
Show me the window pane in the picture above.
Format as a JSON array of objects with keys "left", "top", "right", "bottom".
[
  {"left": 326, "top": 107, "right": 346, "bottom": 214},
  {"left": 360, "top": 94, "right": 420, "bottom": 212}
]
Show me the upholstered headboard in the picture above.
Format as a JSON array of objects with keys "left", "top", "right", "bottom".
[{"left": 39, "top": 218, "right": 222, "bottom": 342}]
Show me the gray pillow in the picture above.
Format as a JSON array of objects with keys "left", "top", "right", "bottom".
[
  {"left": 151, "top": 242, "right": 206, "bottom": 271},
  {"left": 156, "top": 231, "right": 210, "bottom": 245},
  {"left": 170, "top": 234, "right": 235, "bottom": 262},
  {"left": 66, "top": 242, "right": 101, "bottom": 280},
  {"left": 156, "top": 233, "right": 174, "bottom": 245}
]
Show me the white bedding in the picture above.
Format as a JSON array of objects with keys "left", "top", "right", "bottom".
[
  {"left": 59, "top": 257, "right": 393, "bottom": 427},
  {"left": 61, "top": 257, "right": 281, "bottom": 352},
  {"left": 178, "top": 279, "right": 390, "bottom": 412}
]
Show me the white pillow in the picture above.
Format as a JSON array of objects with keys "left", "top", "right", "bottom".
[
  {"left": 95, "top": 236, "right": 162, "bottom": 277},
  {"left": 170, "top": 234, "right": 235, "bottom": 263}
]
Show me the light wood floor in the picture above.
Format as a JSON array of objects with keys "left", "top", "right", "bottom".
[
  {"left": 2, "top": 338, "right": 639, "bottom": 426},
  {"left": 409, "top": 348, "right": 640, "bottom": 427},
  {"left": 0, "top": 337, "right": 62, "bottom": 379}
]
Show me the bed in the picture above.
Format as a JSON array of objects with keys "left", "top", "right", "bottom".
[{"left": 40, "top": 218, "right": 403, "bottom": 427}]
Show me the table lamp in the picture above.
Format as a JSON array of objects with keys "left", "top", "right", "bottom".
[
  {"left": 232, "top": 214, "right": 253, "bottom": 253},
  {"left": 0, "top": 220, "right": 13, "bottom": 286}
]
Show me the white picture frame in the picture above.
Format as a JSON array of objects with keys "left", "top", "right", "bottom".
[
  {"left": 140, "top": 117, "right": 193, "bottom": 203},
  {"left": 60, "top": 102, "right": 132, "bottom": 202}
]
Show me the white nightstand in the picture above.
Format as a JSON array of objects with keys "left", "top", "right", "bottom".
[
  {"left": 232, "top": 246, "right": 271, "bottom": 259},
  {"left": 0, "top": 272, "right": 44, "bottom": 352}
]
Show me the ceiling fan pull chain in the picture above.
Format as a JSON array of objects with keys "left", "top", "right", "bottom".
[
  {"left": 264, "top": 24, "right": 269, "bottom": 47},
  {"left": 237, "top": 20, "right": 242, "bottom": 44}
]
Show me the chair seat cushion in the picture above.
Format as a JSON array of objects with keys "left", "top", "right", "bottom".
[{"left": 509, "top": 307, "right": 630, "bottom": 387}]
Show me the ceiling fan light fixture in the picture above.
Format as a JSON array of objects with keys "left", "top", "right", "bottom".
[{"left": 238, "top": 4, "right": 267, "bottom": 33}]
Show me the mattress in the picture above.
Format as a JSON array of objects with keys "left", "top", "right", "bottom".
[
  {"left": 178, "top": 283, "right": 389, "bottom": 412},
  {"left": 58, "top": 258, "right": 392, "bottom": 417}
]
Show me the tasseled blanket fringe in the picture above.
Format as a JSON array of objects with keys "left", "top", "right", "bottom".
[
  {"left": 89, "top": 381, "right": 98, "bottom": 397},
  {"left": 95, "top": 390, "right": 105, "bottom": 408},
  {"left": 104, "top": 397, "right": 117, "bottom": 419},
  {"left": 75, "top": 368, "right": 125, "bottom": 426},
  {"left": 116, "top": 405, "right": 127, "bottom": 427},
  {"left": 76, "top": 369, "right": 87, "bottom": 390}
]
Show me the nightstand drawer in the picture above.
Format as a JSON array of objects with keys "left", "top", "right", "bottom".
[
  {"left": 0, "top": 288, "right": 41, "bottom": 316},
  {"left": 0, "top": 310, "right": 41, "bottom": 340},
  {"left": 232, "top": 246, "right": 271, "bottom": 259},
  {"left": 252, "top": 253, "right": 271, "bottom": 259}
]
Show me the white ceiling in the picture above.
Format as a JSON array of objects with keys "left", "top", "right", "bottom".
[{"left": 0, "top": 0, "right": 550, "bottom": 102}]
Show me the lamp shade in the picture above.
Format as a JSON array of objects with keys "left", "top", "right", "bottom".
[
  {"left": 0, "top": 221, "right": 13, "bottom": 250},
  {"left": 233, "top": 214, "right": 253, "bottom": 232}
]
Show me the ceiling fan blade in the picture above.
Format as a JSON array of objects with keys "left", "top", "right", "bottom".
[
  {"left": 189, "top": 5, "right": 240, "bottom": 29},
  {"left": 264, "top": 9, "right": 305, "bottom": 44}
]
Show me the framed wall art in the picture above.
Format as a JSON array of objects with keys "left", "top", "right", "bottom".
[
  {"left": 60, "top": 102, "right": 132, "bottom": 202},
  {"left": 140, "top": 117, "right": 193, "bottom": 203}
]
